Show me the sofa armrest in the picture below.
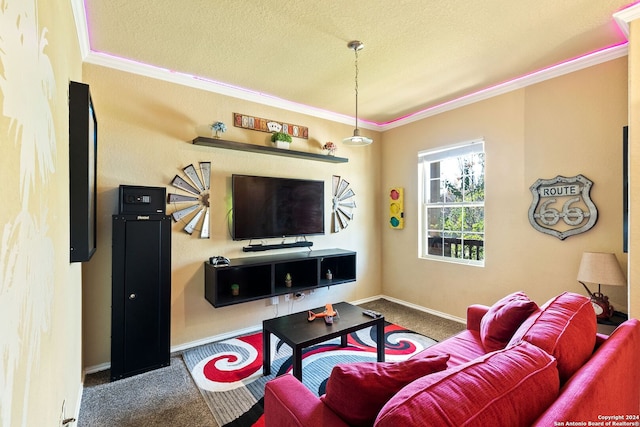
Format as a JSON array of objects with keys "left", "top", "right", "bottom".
[
  {"left": 264, "top": 375, "right": 350, "bottom": 427},
  {"left": 466, "top": 304, "right": 490, "bottom": 332},
  {"left": 534, "top": 319, "right": 640, "bottom": 424}
]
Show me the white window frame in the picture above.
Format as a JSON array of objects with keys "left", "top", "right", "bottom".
[{"left": 418, "top": 139, "right": 485, "bottom": 266}]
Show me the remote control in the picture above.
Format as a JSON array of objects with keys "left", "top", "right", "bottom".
[{"left": 363, "top": 310, "right": 382, "bottom": 318}]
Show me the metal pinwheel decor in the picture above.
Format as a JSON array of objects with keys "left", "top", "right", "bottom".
[
  {"left": 331, "top": 175, "right": 356, "bottom": 232},
  {"left": 167, "top": 162, "right": 212, "bottom": 238}
]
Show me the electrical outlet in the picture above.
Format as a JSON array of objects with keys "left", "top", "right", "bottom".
[
  {"left": 284, "top": 294, "right": 290, "bottom": 302},
  {"left": 271, "top": 296, "right": 279, "bottom": 305}
]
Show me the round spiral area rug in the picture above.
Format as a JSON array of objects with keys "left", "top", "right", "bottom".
[{"left": 182, "top": 322, "right": 437, "bottom": 427}]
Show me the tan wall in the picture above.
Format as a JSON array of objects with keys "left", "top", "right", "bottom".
[
  {"left": 0, "top": 0, "right": 83, "bottom": 425},
  {"left": 381, "top": 58, "right": 629, "bottom": 318},
  {"left": 81, "top": 64, "right": 382, "bottom": 368},
  {"left": 83, "top": 57, "right": 629, "bottom": 369}
]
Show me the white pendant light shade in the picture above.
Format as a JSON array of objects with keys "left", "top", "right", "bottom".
[
  {"left": 342, "top": 128, "right": 373, "bottom": 146},
  {"left": 343, "top": 40, "right": 372, "bottom": 146}
]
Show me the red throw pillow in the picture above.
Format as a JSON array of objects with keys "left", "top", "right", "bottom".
[
  {"left": 480, "top": 291, "right": 539, "bottom": 352},
  {"left": 508, "top": 292, "right": 596, "bottom": 383},
  {"left": 320, "top": 354, "right": 450, "bottom": 427},
  {"left": 375, "top": 342, "right": 559, "bottom": 427}
]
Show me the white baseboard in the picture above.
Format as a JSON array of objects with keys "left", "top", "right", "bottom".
[
  {"left": 170, "top": 324, "right": 263, "bottom": 354},
  {"left": 82, "top": 294, "right": 463, "bottom": 374},
  {"left": 83, "top": 361, "right": 111, "bottom": 375}
]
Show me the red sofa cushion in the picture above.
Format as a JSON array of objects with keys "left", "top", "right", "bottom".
[
  {"left": 375, "top": 342, "right": 559, "bottom": 427},
  {"left": 508, "top": 291, "right": 596, "bottom": 383},
  {"left": 320, "top": 354, "right": 450, "bottom": 427},
  {"left": 410, "top": 329, "right": 486, "bottom": 366},
  {"left": 480, "top": 291, "right": 539, "bottom": 351}
]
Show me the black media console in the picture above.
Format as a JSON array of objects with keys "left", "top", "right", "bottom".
[{"left": 204, "top": 248, "right": 356, "bottom": 307}]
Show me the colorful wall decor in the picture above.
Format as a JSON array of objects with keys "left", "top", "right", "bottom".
[
  {"left": 233, "top": 112, "right": 309, "bottom": 139},
  {"left": 389, "top": 187, "right": 404, "bottom": 229}
]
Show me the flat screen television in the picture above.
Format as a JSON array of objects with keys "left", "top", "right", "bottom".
[
  {"left": 69, "top": 81, "right": 97, "bottom": 262},
  {"left": 232, "top": 174, "right": 324, "bottom": 240}
]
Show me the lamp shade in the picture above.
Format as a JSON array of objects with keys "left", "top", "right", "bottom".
[
  {"left": 576, "top": 252, "right": 626, "bottom": 287},
  {"left": 342, "top": 128, "right": 373, "bottom": 146}
]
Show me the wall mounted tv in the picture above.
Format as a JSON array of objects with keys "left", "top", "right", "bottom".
[
  {"left": 69, "top": 81, "right": 98, "bottom": 262},
  {"left": 232, "top": 174, "right": 325, "bottom": 240}
]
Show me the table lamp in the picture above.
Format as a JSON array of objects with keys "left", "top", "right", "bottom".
[{"left": 576, "top": 252, "right": 626, "bottom": 319}]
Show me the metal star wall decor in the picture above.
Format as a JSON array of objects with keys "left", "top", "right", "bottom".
[
  {"left": 167, "top": 162, "right": 212, "bottom": 238},
  {"left": 331, "top": 175, "right": 356, "bottom": 232}
]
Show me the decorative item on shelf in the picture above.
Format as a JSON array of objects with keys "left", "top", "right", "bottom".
[
  {"left": 233, "top": 112, "right": 309, "bottom": 139},
  {"left": 285, "top": 273, "right": 292, "bottom": 288},
  {"left": 342, "top": 40, "right": 373, "bottom": 146},
  {"left": 231, "top": 283, "right": 240, "bottom": 296},
  {"left": 577, "top": 252, "right": 626, "bottom": 319},
  {"left": 331, "top": 175, "right": 356, "bottom": 232},
  {"left": 326, "top": 269, "right": 333, "bottom": 280},
  {"left": 271, "top": 131, "right": 292, "bottom": 149},
  {"left": 210, "top": 121, "right": 227, "bottom": 139},
  {"left": 323, "top": 141, "right": 337, "bottom": 156}
]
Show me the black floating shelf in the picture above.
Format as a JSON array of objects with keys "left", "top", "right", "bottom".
[{"left": 192, "top": 137, "right": 348, "bottom": 163}]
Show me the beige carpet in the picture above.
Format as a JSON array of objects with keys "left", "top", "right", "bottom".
[{"left": 359, "top": 299, "right": 466, "bottom": 341}]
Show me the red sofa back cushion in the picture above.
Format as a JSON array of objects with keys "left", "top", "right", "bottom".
[
  {"left": 480, "top": 291, "right": 539, "bottom": 351},
  {"left": 375, "top": 342, "right": 559, "bottom": 427},
  {"left": 508, "top": 291, "right": 596, "bottom": 383}
]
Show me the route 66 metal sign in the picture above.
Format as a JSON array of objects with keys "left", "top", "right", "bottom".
[{"left": 528, "top": 175, "right": 598, "bottom": 240}]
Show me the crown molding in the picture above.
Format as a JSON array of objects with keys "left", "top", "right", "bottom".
[
  {"left": 83, "top": 50, "right": 366, "bottom": 129},
  {"left": 71, "top": 1, "right": 628, "bottom": 133},
  {"left": 613, "top": 3, "right": 640, "bottom": 38},
  {"left": 70, "top": 0, "right": 91, "bottom": 59}
]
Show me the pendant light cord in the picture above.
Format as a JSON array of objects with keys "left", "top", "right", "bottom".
[
  {"left": 354, "top": 48, "right": 359, "bottom": 130},
  {"left": 343, "top": 40, "right": 372, "bottom": 145}
]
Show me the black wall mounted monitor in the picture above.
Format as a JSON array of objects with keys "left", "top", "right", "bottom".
[
  {"left": 69, "top": 81, "right": 98, "bottom": 262},
  {"left": 232, "top": 174, "right": 325, "bottom": 240}
]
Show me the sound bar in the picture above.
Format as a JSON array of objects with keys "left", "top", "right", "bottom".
[{"left": 242, "top": 241, "right": 313, "bottom": 252}]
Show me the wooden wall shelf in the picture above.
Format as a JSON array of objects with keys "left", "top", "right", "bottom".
[{"left": 192, "top": 137, "right": 348, "bottom": 163}]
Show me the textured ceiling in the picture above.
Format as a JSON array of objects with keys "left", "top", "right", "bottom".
[{"left": 84, "top": 0, "right": 632, "bottom": 124}]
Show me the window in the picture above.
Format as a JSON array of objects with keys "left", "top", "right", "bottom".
[{"left": 418, "top": 140, "right": 485, "bottom": 265}]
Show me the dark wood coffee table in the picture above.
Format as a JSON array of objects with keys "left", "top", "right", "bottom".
[{"left": 262, "top": 301, "right": 385, "bottom": 381}]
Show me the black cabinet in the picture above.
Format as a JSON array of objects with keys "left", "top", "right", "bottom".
[
  {"left": 111, "top": 214, "right": 171, "bottom": 380},
  {"left": 204, "top": 249, "right": 356, "bottom": 307}
]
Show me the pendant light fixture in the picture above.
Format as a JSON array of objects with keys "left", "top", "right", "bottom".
[{"left": 342, "top": 40, "right": 373, "bottom": 146}]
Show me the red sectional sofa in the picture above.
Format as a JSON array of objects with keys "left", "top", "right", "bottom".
[{"left": 264, "top": 292, "right": 640, "bottom": 426}]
